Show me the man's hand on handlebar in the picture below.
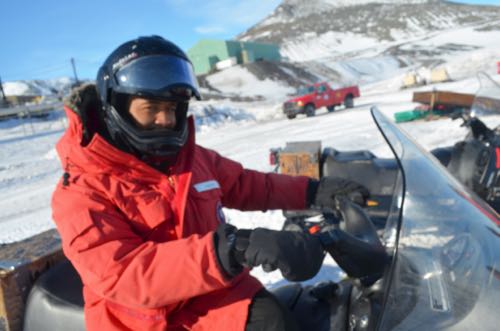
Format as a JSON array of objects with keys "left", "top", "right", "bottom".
[
  {"left": 214, "top": 224, "right": 325, "bottom": 282},
  {"left": 308, "top": 177, "right": 370, "bottom": 210}
]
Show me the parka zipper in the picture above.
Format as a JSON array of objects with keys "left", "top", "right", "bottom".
[{"left": 167, "top": 176, "right": 176, "bottom": 190}]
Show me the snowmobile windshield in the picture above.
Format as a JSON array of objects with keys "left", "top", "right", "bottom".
[
  {"left": 469, "top": 72, "right": 500, "bottom": 117},
  {"left": 370, "top": 108, "right": 500, "bottom": 331}
]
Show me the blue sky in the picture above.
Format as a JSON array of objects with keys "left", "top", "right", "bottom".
[{"left": 1, "top": 0, "right": 498, "bottom": 81}]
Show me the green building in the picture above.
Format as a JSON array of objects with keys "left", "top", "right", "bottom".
[{"left": 187, "top": 39, "right": 281, "bottom": 75}]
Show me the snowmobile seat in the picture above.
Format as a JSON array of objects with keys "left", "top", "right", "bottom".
[
  {"left": 271, "top": 283, "right": 303, "bottom": 310},
  {"left": 323, "top": 149, "right": 375, "bottom": 163},
  {"left": 271, "top": 281, "right": 351, "bottom": 331},
  {"left": 23, "top": 259, "right": 85, "bottom": 331}
]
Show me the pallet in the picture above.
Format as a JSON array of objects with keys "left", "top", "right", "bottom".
[
  {"left": 0, "top": 229, "right": 64, "bottom": 331},
  {"left": 412, "top": 91, "right": 475, "bottom": 108}
]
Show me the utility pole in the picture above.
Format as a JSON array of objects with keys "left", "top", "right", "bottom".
[
  {"left": 70, "top": 58, "right": 80, "bottom": 86},
  {"left": 0, "top": 75, "right": 7, "bottom": 105}
]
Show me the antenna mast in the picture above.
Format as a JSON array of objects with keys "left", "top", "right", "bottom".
[{"left": 70, "top": 58, "right": 80, "bottom": 85}]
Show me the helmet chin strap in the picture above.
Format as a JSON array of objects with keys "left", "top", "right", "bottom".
[
  {"left": 102, "top": 100, "right": 188, "bottom": 164},
  {"left": 102, "top": 104, "right": 142, "bottom": 157}
]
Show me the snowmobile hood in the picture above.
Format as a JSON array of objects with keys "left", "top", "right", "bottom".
[{"left": 55, "top": 102, "right": 196, "bottom": 183}]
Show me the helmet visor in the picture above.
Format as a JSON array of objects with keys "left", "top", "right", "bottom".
[{"left": 114, "top": 55, "right": 201, "bottom": 100}]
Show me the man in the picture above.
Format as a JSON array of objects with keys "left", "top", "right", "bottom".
[{"left": 52, "top": 35, "right": 367, "bottom": 331}]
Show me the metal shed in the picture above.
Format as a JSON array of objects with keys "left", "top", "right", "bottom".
[{"left": 187, "top": 39, "right": 281, "bottom": 75}]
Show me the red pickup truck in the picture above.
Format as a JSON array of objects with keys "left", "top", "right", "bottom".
[{"left": 283, "top": 82, "right": 360, "bottom": 119}]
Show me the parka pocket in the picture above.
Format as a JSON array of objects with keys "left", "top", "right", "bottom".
[
  {"left": 122, "top": 190, "right": 174, "bottom": 235},
  {"left": 56, "top": 209, "right": 97, "bottom": 251},
  {"left": 186, "top": 185, "right": 225, "bottom": 234},
  {"left": 104, "top": 300, "right": 168, "bottom": 331}
]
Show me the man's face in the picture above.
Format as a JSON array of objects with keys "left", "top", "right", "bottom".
[{"left": 128, "top": 97, "right": 177, "bottom": 130}]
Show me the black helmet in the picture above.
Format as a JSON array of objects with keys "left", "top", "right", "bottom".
[{"left": 96, "top": 35, "right": 201, "bottom": 158}]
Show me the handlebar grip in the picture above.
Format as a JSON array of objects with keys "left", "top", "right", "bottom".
[{"left": 316, "top": 228, "right": 388, "bottom": 279}]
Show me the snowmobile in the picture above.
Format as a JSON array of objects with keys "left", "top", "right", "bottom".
[
  {"left": 431, "top": 72, "right": 500, "bottom": 213},
  {"left": 271, "top": 105, "right": 499, "bottom": 331},
  {"left": 20, "top": 107, "right": 499, "bottom": 331}
]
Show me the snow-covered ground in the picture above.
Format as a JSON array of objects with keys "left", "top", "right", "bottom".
[
  {"left": 1, "top": 69, "right": 499, "bottom": 288},
  {"left": 206, "top": 66, "right": 296, "bottom": 102}
]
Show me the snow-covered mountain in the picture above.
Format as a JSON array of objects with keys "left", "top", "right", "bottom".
[
  {"left": 233, "top": 0, "right": 500, "bottom": 88},
  {"left": 238, "top": 0, "right": 500, "bottom": 48}
]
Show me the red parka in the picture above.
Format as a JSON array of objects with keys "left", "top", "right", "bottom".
[{"left": 52, "top": 96, "right": 309, "bottom": 331}]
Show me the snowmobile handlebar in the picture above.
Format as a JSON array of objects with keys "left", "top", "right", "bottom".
[
  {"left": 467, "top": 117, "right": 495, "bottom": 141},
  {"left": 452, "top": 112, "right": 495, "bottom": 141},
  {"left": 297, "top": 197, "right": 389, "bottom": 281},
  {"left": 317, "top": 227, "right": 388, "bottom": 281},
  {"left": 316, "top": 197, "right": 389, "bottom": 280}
]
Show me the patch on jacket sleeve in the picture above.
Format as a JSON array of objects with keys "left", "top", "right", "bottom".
[{"left": 194, "top": 180, "right": 220, "bottom": 192}]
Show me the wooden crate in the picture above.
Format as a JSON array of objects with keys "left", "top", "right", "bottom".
[
  {"left": 279, "top": 141, "right": 321, "bottom": 179},
  {"left": 0, "top": 229, "right": 64, "bottom": 331}
]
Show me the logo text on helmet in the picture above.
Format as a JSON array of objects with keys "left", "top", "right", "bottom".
[{"left": 112, "top": 52, "right": 139, "bottom": 72}]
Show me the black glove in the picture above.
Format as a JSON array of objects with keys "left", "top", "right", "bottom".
[
  {"left": 244, "top": 228, "right": 325, "bottom": 282},
  {"left": 310, "top": 177, "right": 369, "bottom": 209},
  {"left": 213, "top": 223, "right": 244, "bottom": 278}
]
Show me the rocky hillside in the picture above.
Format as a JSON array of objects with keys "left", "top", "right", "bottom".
[
  {"left": 239, "top": 0, "right": 500, "bottom": 45},
  {"left": 237, "top": 0, "right": 500, "bottom": 63}
]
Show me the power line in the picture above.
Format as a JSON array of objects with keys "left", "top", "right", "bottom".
[
  {"left": 3, "top": 63, "right": 70, "bottom": 81},
  {"left": 2, "top": 56, "right": 99, "bottom": 81}
]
